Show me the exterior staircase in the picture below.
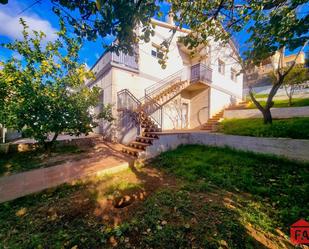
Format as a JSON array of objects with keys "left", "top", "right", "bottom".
[
  {"left": 118, "top": 65, "right": 213, "bottom": 157},
  {"left": 201, "top": 110, "right": 224, "bottom": 132},
  {"left": 225, "top": 100, "right": 250, "bottom": 110},
  {"left": 121, "top": 111, "right": 161, "bottom": 157},
  {"left": 119, "top": 70, "right": 189, "bottom": 157},
  {"left": 201, "top": 100, "right": 249, "bottom": 132}
]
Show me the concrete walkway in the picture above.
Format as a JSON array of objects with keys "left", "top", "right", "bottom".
[{"left": 0, "top": 142, "right": 134, "bottom": 203}]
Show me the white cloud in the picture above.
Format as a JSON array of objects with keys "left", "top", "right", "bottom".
[
  {"left": 0, "top": 11, "right": 57, "bottom": 42},
  {"left": 84, "top": 63, "right": 90, "bottom": 70}
]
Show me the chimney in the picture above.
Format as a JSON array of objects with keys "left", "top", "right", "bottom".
[{"left": 166, "top": 11, "right": 175, "bottom": 25}]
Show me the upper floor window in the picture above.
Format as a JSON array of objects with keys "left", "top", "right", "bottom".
[
  {"left": 231, "top": 68, "right": 237, "bottom": 82},
  {"left": 218, "top": 59, "right": 225, "bottom": 75},
  {"left": 151, "top": 43, "right": 164, "bottom": 59},
  {"left": 151, "top": 48, "right": 164, "bottom": 59}
]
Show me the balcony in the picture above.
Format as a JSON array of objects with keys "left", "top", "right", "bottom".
[
  {"left": 91, "top": 50, "right": 138, "bottom": 77},
  {"left": 190, "top": 63, "right": 212, "bottom": 83},
  {"left": 111, "top": 51, "right": 138, "bottom": 70}
]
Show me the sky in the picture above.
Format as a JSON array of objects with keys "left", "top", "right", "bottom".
[
  {"left": 0, "top": 0, "right": 307, "bottom": 67},
  {"left": 0, "top": 0, "right": 111, "bottom": 68}
]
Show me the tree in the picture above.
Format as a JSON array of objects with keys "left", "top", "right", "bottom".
[
  {"left": 53, "top": 0, "right": 309, "bottom": 124},
  {"left": 0, "top": 19, "right": 113, "bottom": 148},
  {"left": 3, "top": 0, "right": 307, "bottom": 123},
  {"left": 280, "top": 65, "right": 308, "bottom": 106}
]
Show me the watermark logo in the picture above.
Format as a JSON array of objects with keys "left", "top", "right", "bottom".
[{"left": 290, "top": 219, "right": 309, "bottom": 245}]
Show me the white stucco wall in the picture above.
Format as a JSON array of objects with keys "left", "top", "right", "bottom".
[{"left": 89, "top": 20, "right": 244, "bottom": 141}]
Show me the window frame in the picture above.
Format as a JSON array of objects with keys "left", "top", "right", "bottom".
[
  {"left": 218, "top": 59, "right": 225, "bottom": 75},
  {"left": 231, "top": 68, "right": 237, "bottom": 82}
]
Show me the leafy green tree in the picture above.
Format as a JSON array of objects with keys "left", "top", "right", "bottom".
[
  {"left": 52, "top": 0, "right": 309, "bottom": 124},
  {"left": 3, "top": 0, "right": 307, "bottom": 124},
  {"left": 0, "top": 19, "right": 113, "bottom": 148}
]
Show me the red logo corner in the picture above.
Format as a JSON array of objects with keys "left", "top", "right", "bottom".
[{"left": 290, "top": 219, "right": 309, "bottom": 245}]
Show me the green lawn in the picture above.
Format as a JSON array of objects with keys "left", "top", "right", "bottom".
[
  {"left": 151, "top": 145, "right": 309, "bottom": 234},
  {"left": 246, "top": 97, "right": 309, "bottom": 108},
  {"left": 218, "top": 117, "right": 309, "bottom": 139},
  {"left": 0, "top": 145, "right": 84, "bottom": 176},
  {"left": 0, "top": 145, "right": 307, "bottom": 248}
]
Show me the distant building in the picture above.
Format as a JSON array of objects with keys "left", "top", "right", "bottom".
[{"left": 246, "top": 51, "right": 306, "bottom": 87}]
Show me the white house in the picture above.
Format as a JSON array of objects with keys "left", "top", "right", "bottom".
[{"left": 87, "top": 17, "right": 243, "bottom": 156}]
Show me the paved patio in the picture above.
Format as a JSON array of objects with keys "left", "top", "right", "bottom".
[{"left": 0, "top": 142, "right": 134, "bottom": 203}]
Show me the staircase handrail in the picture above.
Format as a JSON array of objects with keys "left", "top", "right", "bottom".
[
  {"left": 145, "top": 69, "right": 185, "bottom": 97},
  {"left": 117, "top": 89, "right": 141, "bottom": 111},
  {"left": 143, "top": 95, "right": 162, "bottom": 128}
]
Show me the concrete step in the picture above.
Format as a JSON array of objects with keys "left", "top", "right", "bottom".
[
  {"left": 142, "top": 132, "right": 160, "bottom": 139},
  {"left": 128, "top": 141, "right": 150, "bottom": 150},
  {"left": 122, "top": 146, "right": 143, "bottom": 157},
  {"left": 136, "top": 136, "right": 157, "bottom": 144},
  {"left": 144, "top": 127, "right": 162, "bottom": 132}
]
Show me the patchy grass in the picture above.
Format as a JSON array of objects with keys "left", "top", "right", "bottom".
[
  {"left": 246, "top": 98, "right": 309, "bottom": 108},
  {"left": 0, "top": 145, "right": 85, "bottom": 177},
  {"left": 1, "top": 145, "right": 307, "bottom": 248},
  {"left": 151, "top": 145, "right": 309, "bottom": 233},
  {"left": 218, "top": 117, "right": 309, "bottom": 139}
]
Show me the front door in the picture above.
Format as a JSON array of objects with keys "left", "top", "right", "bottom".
[{"left": 181, "top": 103, "right": 189, "bottom": 129}]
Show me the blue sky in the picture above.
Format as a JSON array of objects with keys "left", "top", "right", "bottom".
[
  {"left": 0, "top": 0, "right": 111, "bottom": 68},
  {"left": 0, "top": 0, "right": 307, "bottom": 67}
]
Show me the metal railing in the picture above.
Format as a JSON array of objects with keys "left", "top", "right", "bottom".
[
  {"left": 145, "top": 69, "right": 185, "bottom": 97},
  {"left": 117, "top": 89, "right": 163, "bottom": 129},
  {"left": 143, "top": 95, "right": 162, "bottom": 128},
  {"left": 190, "top": 63, "right": 212, "bottom": 83},
  {"left": 117, "top": 89, "right": 141, "bottom": 111},
  {"left": 112, "top": 51, "right": 138, "bottom": 70}
]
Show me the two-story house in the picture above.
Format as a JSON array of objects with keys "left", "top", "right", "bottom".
[{"left": 87, "top": 17, "right": 244, "bottom": 156}]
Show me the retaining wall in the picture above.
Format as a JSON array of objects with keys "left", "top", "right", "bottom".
[
  {"left": 0, "top": 136, "right": 99, "bottom": 155},
  {"left": 224, "top": 106, "right": 309, "bottom": 119},
  {"left": 143, "top": 132, "right": 309, "bottom": 162}
]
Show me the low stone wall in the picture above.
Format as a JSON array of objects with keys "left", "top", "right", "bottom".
[
  {"left": 224, "top": 106, "right": 309, "bottom": 119},
  {"left": 143, "top": 132, "right": 309, "bottom": 162},
  {"left": 0, "top": 136, "right": 99, "bottom": 154}
]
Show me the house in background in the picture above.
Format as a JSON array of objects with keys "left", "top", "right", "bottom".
[
  {"left": 87, "top": 16, "right": 244, "bottom": 156},
  {"left": 246, "top": 51, "right": 306, "bottom": 88}
]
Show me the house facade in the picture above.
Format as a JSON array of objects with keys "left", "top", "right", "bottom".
[
  {"left": 246, "top": 51, "right": 306, "bottom": 87},
  {"left": 87, "top": 18, "right": 243, "bottom": 154}
]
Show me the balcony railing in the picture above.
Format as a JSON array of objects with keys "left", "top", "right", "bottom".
[
  {"left": 112, "top": 51, "right": 138, "bottom": 70},
  {"left": 190, "top": 63, "right": 212, "bottom": 83}
]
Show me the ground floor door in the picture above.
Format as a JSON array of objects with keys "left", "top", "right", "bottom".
[{"left": 181, "top": 103, "right": 189, "bottom": 129}]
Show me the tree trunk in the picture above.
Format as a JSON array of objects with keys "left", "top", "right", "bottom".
[
  {"left": 288, "top": 95, "right": 292, "bottom": 107},
  {"left": 44, "top": 133, "right": 59, "bottom": 155},
  {"left": 262, "top": 108, "right": 272, "bottom": 124}
]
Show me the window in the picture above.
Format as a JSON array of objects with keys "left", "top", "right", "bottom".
[
  {"left": 151, "top": 44, "right": 164, "bottom": 59},
  {"left": 151, "top": 48, "right": 164, "bottom": 59},
  {"left": 218, "top": 59, "right": 225, "bottom": 75},
  {"left": 231, "top": 68, "right": 237, "bottom": 82}
]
